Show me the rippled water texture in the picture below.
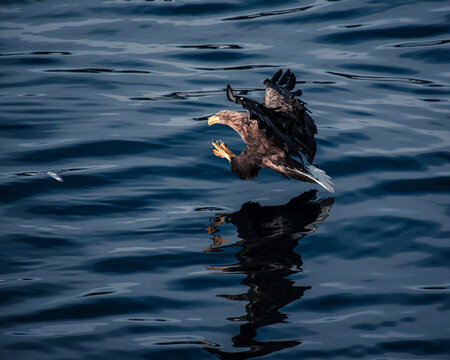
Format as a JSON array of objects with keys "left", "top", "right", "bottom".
[{"left": 1, "top": 0, "right": 449, "bottom": 359}]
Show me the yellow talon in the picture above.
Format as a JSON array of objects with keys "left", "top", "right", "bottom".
[
  {"left": 203, "top": 234, "right": 229, "bottom": 252},
  {"left": 211, "top": 140, "right": 235, "bottom": 162},
  {"left": 212, "top": 148, "right": 226, "bottom": 159}
]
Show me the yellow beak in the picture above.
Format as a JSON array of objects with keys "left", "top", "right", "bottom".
[{"left": 208, "top": 115, "right": 219, "bottom": 126}]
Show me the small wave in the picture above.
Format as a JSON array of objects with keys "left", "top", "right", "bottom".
[
  {"left": 317, "top": 24, "right": 450, "bottom": 44},
  {"left": 0, "top": 51, "right": 71, "bottom": 56},
  {"left": 392, "top": 39, "right": 450, "bottom": 48},
  {"left": 177, "top": 44, "right": 243, "bottom": 50},
  {"left": 46, "top": 68, "right": 150, "bottom": 74},
  {"left": 223, "top": 5, "right": 312, "bottom": 21},
  {"left": 327, "top": 71, "right": 432, "bottom": 85},
  {"left": 195, "top": 64, "right": 277, "bottom": 71}
]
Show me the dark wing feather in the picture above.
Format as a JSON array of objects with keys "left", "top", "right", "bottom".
[
  {"left": 226, "top": 85, "right": 300, "bottom": 157},
  {"left": 271, "top": 69, "right": 282, "bottom": 83},
  {"left": 263, "top": 68, "right": 299, "bottom": 102},
  {"left": 278, "top": 69, "right": 291, "bottom": 86},
  {"left": 262, "top": 69, "right": 317, "bottom": 163},
  {"left": 285, "top": 71, "right": 296, "bottom": 90}
]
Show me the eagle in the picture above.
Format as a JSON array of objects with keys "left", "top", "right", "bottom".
[{"left": 208, "top": 69, "right": 334, "bottom": 193}]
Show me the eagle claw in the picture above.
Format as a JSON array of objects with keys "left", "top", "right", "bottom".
[{"left": 211, "top": 140, "right": 235, "bottom": 162}]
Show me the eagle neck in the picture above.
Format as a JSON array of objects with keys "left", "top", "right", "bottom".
[{"left": 228, "top": 114, "right": 254, "bottom": 144}]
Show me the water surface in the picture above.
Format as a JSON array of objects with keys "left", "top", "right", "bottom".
[{"left": 1, "top": 0, "right": 449, "bottom": 359}]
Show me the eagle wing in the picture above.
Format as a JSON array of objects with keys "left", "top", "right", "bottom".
[
  {"left": 263, "top": 69, "right": 317, "bottom": 164},
  {"left": 227, "top": 69, "right": 317, "bottom": 164}
]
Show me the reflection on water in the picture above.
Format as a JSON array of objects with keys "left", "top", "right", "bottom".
[{"left": 204, "top": 191, "right": 334, "bottom": 359}]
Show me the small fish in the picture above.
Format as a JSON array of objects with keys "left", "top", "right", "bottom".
[{"left": 47, "top": 171, "right": 63, "bottom": 182}]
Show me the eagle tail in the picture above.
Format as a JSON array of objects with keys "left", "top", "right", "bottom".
[{"left": 286, "top": 164, "right": 335, "bottom": 193}]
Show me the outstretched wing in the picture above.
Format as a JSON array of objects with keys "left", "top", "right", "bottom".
[
  {"left": 226, "top": 69, "right": 318, "bottom": 164},
  {"left": 226, "top": 84, "right": 300, "bottom": 159},
  {"left": 262, "top": 69, "right": 317, "bottom": 163}
]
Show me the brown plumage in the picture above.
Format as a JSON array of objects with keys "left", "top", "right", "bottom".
[{"left": 208, "top": 69, "right": 334, "bottom": 193}]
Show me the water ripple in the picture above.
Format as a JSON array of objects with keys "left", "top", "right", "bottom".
[
  {"left": 46, "top": 68, "right": 151, "bottom": 74},
  {"left": 223, "top": 5, "right": 313, "bottom": 21},
  {"left": 328, "top": 71, "right": 433, "bottom": 85},
  {"left": 1, "top": 0, "right": 449, "bottom": 359}
]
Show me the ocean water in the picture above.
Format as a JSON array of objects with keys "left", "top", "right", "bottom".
[{"left": 1, "top": 0, "right": 449, "bottom": 359}]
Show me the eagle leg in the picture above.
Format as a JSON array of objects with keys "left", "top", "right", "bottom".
[
  {"left": 203, "top": 234, "right": 229, "bottom": 252},
  {"left": 205, "top": 215, "right": 228, "bottom": 234},
  {"left": 211, "top": 140, "right": 235, "bottom": 162},
  {"left": 212, "top": 234, "right": 228, "bottom": 247}
]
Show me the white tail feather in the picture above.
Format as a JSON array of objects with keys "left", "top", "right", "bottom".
[{"left": 287, "top": 165, "right": 335, "bottom": 193}]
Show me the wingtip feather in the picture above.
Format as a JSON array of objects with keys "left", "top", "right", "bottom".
[
  {"left": 271, "top": 69, "right": 283, "bottom": 83},
  {"left": 279, "top": 70, "right": 291, "bottom": 86},
  {"left": 285, "top": 72, "right": 296, "bottom": 90},
  {"left": 305, "top": 165, "right": 335, "bottom": 193},
  {"left": 226, "top": 84, "right": 236, "bottom": 103}
]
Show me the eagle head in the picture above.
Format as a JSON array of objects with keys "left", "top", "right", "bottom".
[{"left": 208, "top": 110, "right": 245, "bottom": 127}]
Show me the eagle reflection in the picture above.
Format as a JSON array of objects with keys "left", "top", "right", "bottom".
[{"left": 203, "top": 190, "right": 334, "bottom": 359}]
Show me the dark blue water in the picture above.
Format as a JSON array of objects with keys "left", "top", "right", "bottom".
[{"left": 1, "top": 0, "right": 449, "bottom": 359}]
